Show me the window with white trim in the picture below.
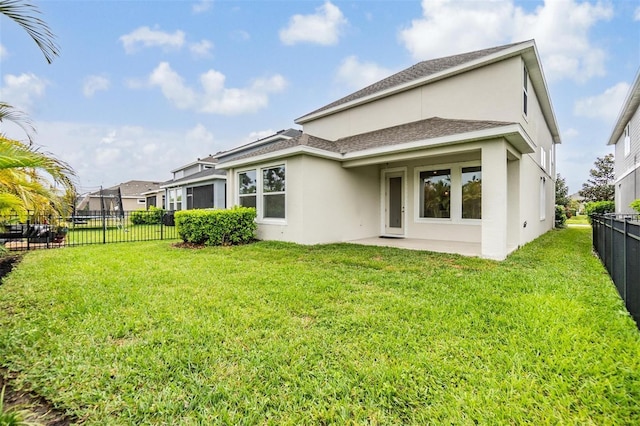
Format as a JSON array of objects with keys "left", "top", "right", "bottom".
[
  {"left": 624, "top": 122, "right": 631, "bottom": 157},
  {"left": 238, "top": 170, "right": 257, "bottom": 208},
  {"left": 461, "top": 166, "right": 482, "bottom": 219},
  {"left": 523, "top": 66, "right": 529, "bottom": 116},
  {"left": 262, "top": 165, "right": 285, "bottom": 219},
  {"left": 419, "top": 169, "right": 451, "bottom": 218},
  {"left": 540, "top": 147, "right": 546, "bottom": 171},
  {"left": 237, "top": 165, "right": 286, "bottom": 220},
  {"left": 540, "top": 177, "right": 546, "bottom": 220}
]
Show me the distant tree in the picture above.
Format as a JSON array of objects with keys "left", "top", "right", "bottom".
[
  {"left": 555, "top": 173, "right": 570, "bottom": 206},
  {"left": 579, "top": 154, "right": 614, "bottom": 203}
]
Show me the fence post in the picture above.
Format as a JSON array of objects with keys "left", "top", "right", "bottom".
[{"left": 623, "top": 218, "right": 629, "bottom": 306}]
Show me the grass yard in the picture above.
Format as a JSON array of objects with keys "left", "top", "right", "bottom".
[
  {"left": 567, "top": 215, "right": 590, "bottom": 225},
  {"left": 0, "top": 228, "right": 639, "bottom": 424},
  {"left": 66, "top": 223, "right": 178, "bottom": 245}
]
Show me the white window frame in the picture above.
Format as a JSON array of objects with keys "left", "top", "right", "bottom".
[
  {"left": 414, "top": 161, "right": 481, "bottom": 224},
  {"left": 540, "top": 147, "right": 546, "bottom": 171},
  {"left": 540, "top": 177, "right": 546, "bottom": 221},
  {"left": 237, "top": 169, "right": 258, "bottom": 210},
  {"left": 624, "top": 122, "right": 631, "bottom": 157},
  {"left": 137, "top": 199, "right": 146, "bottom": 205},
  {"left": 523, "top": 65, "right": 529, "bottom": 118},
  {"left": 236, "top": 162, "right": 287, "bottom": 224}
]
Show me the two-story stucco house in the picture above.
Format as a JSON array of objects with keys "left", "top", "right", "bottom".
[
  {"left": 217, "top": 40, "right": 560, "bottom": 260},
  {"left": 161, "top": 155, "right": 226, "bottom": 211},
  {"left": 608, "top": 69, "right": 640, "bottom": 214}
]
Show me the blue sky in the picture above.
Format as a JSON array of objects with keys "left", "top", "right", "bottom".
[{"left": 1, "top": 0, "right": 639, "bottom": 194}]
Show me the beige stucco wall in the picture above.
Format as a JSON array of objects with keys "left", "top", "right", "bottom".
[
  {"left": 381, "top": 150, "right": 483, "bottom": 245},
  {"left": 303, "top": 57, "right": 523, "bottom": 141},
  {"left": 226, "top": 155, "right": 379, "bottom": 245}
]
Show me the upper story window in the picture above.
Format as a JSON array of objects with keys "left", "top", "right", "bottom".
[
  {"left": 523, "top": 66, "right": 529, "bottom": 117},
  {"left": 540, "top": 147, "right": 546, "bottom": 171},
  {"left": 624, "top": 122, "right": 631, "bottom": 157}
]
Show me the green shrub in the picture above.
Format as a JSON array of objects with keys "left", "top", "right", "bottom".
[
  {"left": 175, "top": 207, "right": 256, "bottom": 246},
  {"left": 584, "top": 201, "right": 615, "bottom": 217},
  {"left": 130, "top": 206, "right": 164, "bottom": 225},
  {"left": 630, "top": 199, "right": 640, "bottom": 213},
  {"left": 555, "top": 205, "right": 567, "bottom": 228}
]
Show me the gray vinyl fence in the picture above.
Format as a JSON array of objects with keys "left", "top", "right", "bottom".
[
  {"left": 591, "top": 214, "right": 640, "bottom": 326},
  {"left": 0, "top": 210, "right": 178, "bottom": 251}
]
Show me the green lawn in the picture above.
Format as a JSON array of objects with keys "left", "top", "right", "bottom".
[
  {"left": 0, "top": 228, "right": 639, "bottom": 424},
  {"left": 66, "top": 223, "right": 178, "bottom": 245},
  {"left": 566, "top": 215, "right": 590, "bottom": 225}
]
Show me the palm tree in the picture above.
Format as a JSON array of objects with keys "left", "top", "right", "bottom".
[
  {"left": 0, "top": 135, "right": 75, "bottom": 217},
  {"left": 0, "top": 1, "right": 74, "bottom": 218}
]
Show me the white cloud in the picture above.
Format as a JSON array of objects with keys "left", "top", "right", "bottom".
[
  {"left": 562, "top": 128, "right": 579, "bottom": 140},
  {"left": 573, "top": 82, "right": 630, "bottom": 124},
  {"left": 244, "top": 129, "right": 276, "bottom": 143},
  {"left": 6, "top": 121, "right": 224, "bottom": 190},
  {"left": 186, "top": 123, "right": 214, "bottom": 143},
  {"left": 399, "top": 0, "right": 613, "bottom": 82},
  {"left": 83, "top": 75, "right": 110, "bottom": 98},
  {"left": 635, "top": 6, "right": 640, "bottom": 21},
  {"left": 193, "top": 0, "right": 212, "bottom": 14},
  {"left": 189, "top": 39, "right": 214, "bottom": 57},
  {"left": 279, "top": 1, "right": 347, "bottom": 46},
  {"left": 0, "top": 73, "right": 47, "bottom": 112},
  {"left": 149, "top": 62, "right": 197, "bottom": 109},
  {"left": 231, "top": 30, "right": 250, "bottom": 42},
  {"left": 148, "top": 62, "right": 287, "bottom": 115},
  {"left": 336, "top": 56, "right": 393, "bottom": 89},
  {"left": 120, "top": 26, "right": 186, "bottom": 54},
  {"left": 0, "top": 44, "right": 7, "bottom": 59}
]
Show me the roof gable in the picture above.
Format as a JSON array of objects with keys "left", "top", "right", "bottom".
[{"left": 296, "top": 41, "right": 527, "bottom": 123}]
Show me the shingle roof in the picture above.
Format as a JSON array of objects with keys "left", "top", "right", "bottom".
[
  {"left": 220, "top": 117, "right": 515, "bottom": 163},
  {"left": 297, "top": 41, "right": 526, "bottom": 121},
  {"left": 217, "top": 128, "right": 303, "bottom": 162},
  {"left": 335, "top": 117, "right": 514, "bottom": 153},
  {"left": 91, "top": 180, "right": 162, "bottom": 197},
  {"left": 163, "top": 167, "right": 226, "bottom": 186}
]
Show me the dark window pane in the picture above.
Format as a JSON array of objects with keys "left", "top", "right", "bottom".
[
  {"left": 420, "top": 169, "right": 450, "bottom": 218},
  {"left": 263, "top": 166, "right": 285, "bottom": 193},
  {"left": 193, "top": 185, "right": 214, "bottom": 209},
  {"left": 239, "top": 170, "right": 257, "bottom": 194},
  {"left": 264, "top": 194, "right": 285, "bottom": 218},
  {"left": 239, "top": 196, "right": 256, "bottom": 209},
  {"left": 462, "top": 166, "right": 482, "bottom": 219}
]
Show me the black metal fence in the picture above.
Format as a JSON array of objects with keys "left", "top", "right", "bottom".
[
  {"left": 592, "top": 214, "right": 640, "bottom": 326},
  {"left": 0, "top": 210, "right": 178, "bottom": 251}
]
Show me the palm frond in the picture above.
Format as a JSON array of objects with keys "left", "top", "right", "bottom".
[
  {"left": 0, "top": 0, "right": 59, "bottom": 64},
  {"left": 0, "top": 102, "right": 36, "bottom": 142}
]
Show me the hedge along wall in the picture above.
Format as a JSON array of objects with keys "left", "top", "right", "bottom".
[{"left": 174, "top": 207, "right": 257, "bottom": 246}]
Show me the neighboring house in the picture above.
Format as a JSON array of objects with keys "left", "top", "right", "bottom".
[
  {"left": 161, "top": 155, "right": 226, "bottom": 211},
  {"left": 608, "top": 69, "right": 640, "bottom": 214},
  {"left": 217, "top": 40, "right": 560, "bottom": 260},
  {"left": 77, "top": 180, "right": 162, "bottom": 212}
]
